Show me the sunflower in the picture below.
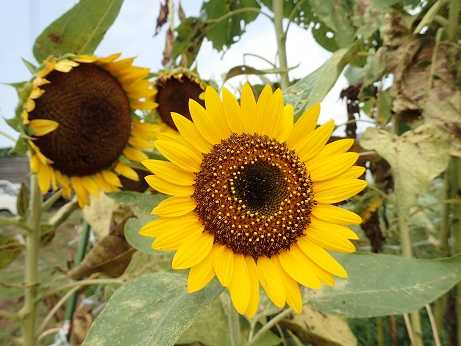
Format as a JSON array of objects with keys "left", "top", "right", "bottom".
[
  {"left": 151, "top": 69, "right": 206, "bottom": 136},
  {"left": 22, "top": 53, "right": 157, "bottom": 206},
  {"left": 139, "top": 84, "right": 367, "bottom": 317}
]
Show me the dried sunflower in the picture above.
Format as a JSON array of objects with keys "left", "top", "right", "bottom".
[
  {"left": 23, "top": 53, "right": 157, "bottom": 206},
  {"left": 140, "top": 84, "right": 367, "bottom": 317}
]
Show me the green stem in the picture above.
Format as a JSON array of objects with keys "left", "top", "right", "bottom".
[
  {"left": 41, "top": 190, "right": 62, "bottom": 212},
  {"left": 223, "top": 293, "right": 241, "bottom": 346},
  {"left": 249, "top": 308, "right": 291, "bottom": 345},
  {"left": 272, "top": 0, "right": 289, "bottom": 90},
  {"left": 452, "top": 157, "right": 461, "bottom": 346},
  {"left": 447, "top": 0, "right": 460, "bottom": 41},
  {"left": 63, "top": 223, "right": 91, "bottom": 339},
  {"left": 20, "top": 174, "right": 42, "bottom": 346}
]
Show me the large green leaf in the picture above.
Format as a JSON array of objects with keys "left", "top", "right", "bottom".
[
  {"left": 360, "top": 125, "right": 450, "bottom": 212},
  {"left": 83, "top": 272, "right": 223, "bottom": 346},
  {"left": 285, "top": 46, "right": 354, "bottom": 117},
  {"left": 0, "top": 235, "right": 22, "bottom": 271},
  {"left": 33, "top": 0, "right": 124, "bottom": 62},
  {"left": 308, "top": 254, "right": 461, "bottom": 318},
  {"left": 108, "top": 191, "right": 166, "bottom": 217},
  {"left": 124, "top": 216, "right": 155, "bottom": 255}
]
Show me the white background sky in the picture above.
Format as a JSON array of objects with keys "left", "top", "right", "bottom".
[{"left": 0, "top": 0, "right": 349, "bottom": 149}]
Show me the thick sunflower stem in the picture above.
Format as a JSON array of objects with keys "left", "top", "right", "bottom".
[
  {"left": 20, "top": 174, "right": 42, "bottom": 346},
  {"left": 223, "top": 293, "right": 241, "bottom": 346},
  {"left": 272, "top": 0, "right": 289, "bottom": 90}
]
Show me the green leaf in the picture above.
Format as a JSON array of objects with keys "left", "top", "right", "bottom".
[
  {"left": 21, "top": 58, "right": 37, "bottom": 74},
  {"left": 83, "top": 272, "right": 224, "bottom": 346},
  {"left": 202, "top": 0, "right": 260, "bottom": 51},
  {"left": 308, "top": 254, "right": 461, "bottom": 318},
  {"left": 124, "top": 215, "right": 155, "bottom": 255},
  {"left": 285, "top": 46, "right": 354, "bottom": 117},
  {"left": 0, "top": 235, "right": 22, "bottom": 271},
  {"left": 33, "top": 0, "right": 124, "bottom": 62},
  {"left": 172, "top": 17, "right": 207, "bottom": 67},
  {"left": 312, "top": 21, "right": 339, "bottom": 53},
  {"left": 16, "top": 183, "right": 29, "bottom": 218},
  {"left": 360, "top": 125, "right": 450, "bottom": 212},
  {"left": 108, "top": 191, "right": 167, "bottom": 217},
  {"left": 178, "top": 297, "right": 230, "bottom": 346}
]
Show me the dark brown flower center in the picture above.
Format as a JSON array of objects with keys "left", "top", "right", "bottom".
[
  {"left": 155, "top": 75, "right": 204, "bottom": 130},
  {"left": 193, "top": 134, "right": 315, "bottom": 258},
  {"left": 29, "top": 63, "right": 131, "bottom": 176}
]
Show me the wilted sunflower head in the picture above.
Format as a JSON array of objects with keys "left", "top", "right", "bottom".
[
  {"left": 153, "top": 69, "right": 206, "bottom": 131},
  {"left": 139, "top": 84, "right": 367, "bottom": 317},
  {"left": 23, "top": 53, "right": 157, "bottom": 206}
]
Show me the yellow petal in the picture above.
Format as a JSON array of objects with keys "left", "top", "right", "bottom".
[
  {"left": 244, "top": 256, "right": 260, "bottom": 318},
  {"left": 204, "top": 86, "right": 231, "bottom": 139},
  {"left": 123, "top": 146, "right": 148, "bottom": 162},
  {"left": 312, "top": 204, "right": 362, "bottom": 225},
  {"left": 71, "top": 177, "right": 89, "bottom": 207},
  {"left": 297, "top": 120, "right": 335, "bottom": 161},
  {"left": 308, "top": 152, "right": 359, "bottom": 182},
  {"left": 254, "top": 85, "right": 273, "bottom": 134},
  {"left": 114, "top": 162, "right": 139, "bottom": 181},
  {"left": 315, "top": 138, "right": 355, "bottom": 161},
  {"left": 297, "top": 237, "right": 348, "bottom": 278},
  {"left": 189, "top": 99, "right": 221, "bottom": 144},
  {"left": 29, "top": 119, "right": 59, "bottom": 136},
  {"left": 240, "top": 83, "right": 258, "bottom": 134},
  {"left": 145, "top": 175, "right": 193, "bottom": 197},
  {"left": 139, "top": 213, "right": 199, "bottom": 237},
  {"left": 281, "top": 270, "right": 303, "bottom": 313},
  {"left": 338, "top": 166, "right": 366, "bottom": 179},
  {"left": 153, "top": 196, "right": 196, "bottom": 217},
  {"left": 29, "top": 87, "right": 45, "bottom": 99},
  {"left": 278, "top": 246, "right": 321, "bottom": 289},
  {"left": 261, "top": 89, "right": 283, "bottom": 137},
  {"left": 305, "top": 231, "right": 356, "bottom": 253},
  {"left": 222, "top": 88, "right": 244, "bottom": 134},
  {"left": 314, "top": 178, "right": 367, "bottom": 204},
  {"left": 54, "top": 59, "right": 79, "bottom": 72},
  {"left": 101, "top": 170, "right": 122, "bottom": 187},
  {"left": 286, "top": 103, "right": 320, "bottom": 149},
  {"left": 155, "top": 139, "right": 202, "bottom": 173},
  {"left": 187, "top": 254, "right": 215, "bottom": 293},
  {"left": 37, "top": 164, "right": 52, "bottom": 194},
  {"left": 212, "top": 244, "right": 234, "bottom": 287},
  {"left": 172, "top": 231, "right": 214, "bottom": 269},
  {"left": 229, "top": 254, "right": 251, "bottom": 314},
  {"left": 74, "top": 55, "right": 97, "bottom": 63},
  {"left": 142, "top": 159, "right": 195, "bottom": 186},
  {"left": 310, "top": 218, "right": 359, "bottom": 240},
  {"left": 172, "top": 113, "right": 212, "bottom": 153},
  {"left": 256, "top": 256, "right": 286, "bottom": 308},
  {"left": 276, "top": 104, "right": 294, "bottom": 143},
  {"left": 81, "top": 176, "right": 99, "bottom": 195}
]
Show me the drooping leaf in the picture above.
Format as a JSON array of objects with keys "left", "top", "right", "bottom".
[
  {"left": 82, "top": 272, "right": 224, "bottom": 346},
  {"left": 33, "top": 0, "right": 124, "bottom": 62},
  {"left": 124, "top": 215, "right": 155, "bottom": 255},
  {"left": 285, "top": 46, "right": 354, "bottom": 117},
  {"left": 360, "top": 125, "right": 450, "bottom": 212},
  {"left": 0, "top": 235, "right": 23, "bottom": 271},
  {"left": 308, "top": 253, "right": 461, "bottom": 318}
]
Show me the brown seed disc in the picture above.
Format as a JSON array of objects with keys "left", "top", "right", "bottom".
[
  {"left": 155, "top": 75, "right": 205, "bottom": 130},
  {"left": 29, "top": 64, "right": 131, "bottom": 176},
  {"left": 193, "top": 134, "right": 315, "bottom": 258}
]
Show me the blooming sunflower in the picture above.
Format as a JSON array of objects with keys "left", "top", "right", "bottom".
[
  {"left": 22, "top": 53, "right": 157, "bottom": 206},
  {"left": 139, "top": 84, "right": 367, "bottom": 317},
  {"left": 151, "top": 69, "right": 206, "bottom": 136}
]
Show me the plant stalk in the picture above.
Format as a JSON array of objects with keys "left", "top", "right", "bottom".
[
  {"left": 20, "top": 174, "right": 42, "bottom": 346},
  {"left": 272, "top": 0, "right": 289, "bottom": 90},
  {"left": 452, "top": 157, "right": 461, "bottom": 346},
  {"left": 447, "top": 0, "right": 460, "bottom": 41}
]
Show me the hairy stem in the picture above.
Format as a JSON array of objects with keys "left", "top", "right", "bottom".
[
  {"left": 20, "top": 175, "right": 42, "bottom": 346},
  {"left": 273, "top": 0, "right": 289, "bottom": 90}
]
